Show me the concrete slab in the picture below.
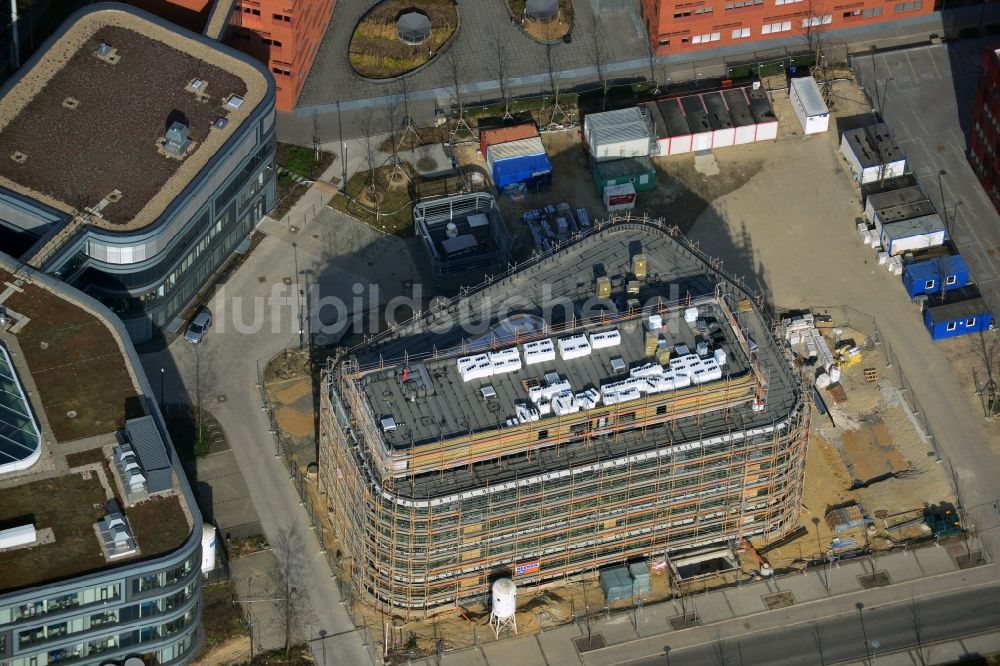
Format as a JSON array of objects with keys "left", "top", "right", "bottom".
[
  {"left": 481, "top": 633, "right": 546, "bottom": 666},
  {"left": 879, "top": 550, "right": 924, "bottom": 582},
  {"left": 959, "top": 631, "right": 1000, "bottom": 660},
  {"left": 591, "top": 611, "right": 640, "bottom": 645},
  {"left": 914, "top": 545, "right": 957, "bottom": 576},
  {"left": 925, "top": 639, "right": 971, "bottom": 665},
  {"left": 693, "top": 590, "right": 735, "bottom": 624},
  {"left": 634, "top": 601, "right": 676, "bottom": 638},
  {"left": 536, "top": 623, "right": 584, "bottom": 665},
  {"left": 826, "top": 561, "right": 865, "bottom": 594},
  {"left": 775, "top": 571, "right": 830, "bottom": 602},
  {"left": 721, "top": 587, "right": 768, "bottom": 616},
  {"left": 441, "top": 646, "right": 490, "bottom": 666}
]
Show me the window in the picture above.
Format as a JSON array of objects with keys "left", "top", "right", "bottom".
[
  {"left": 673, "top": 10, "right": 692, "bottom": 17},
  {"left": 695, "top": 5, "right": 713, "bottom": 12},
  {"left": 724, "top": 0, "right": 762, "bottom": 9},
  {"left": 537, "top": 429, "right": 549, "bottom": 440},
  {"left": 732, "top": 26, "right": 751, "bottom": 37},
  {"left": 925, "top": 279, "right": 935, "bottom": 290},
  {"left": 946, "top": 275, "right": 958, "bottom": 285},
  {"left": 761, "top": 20, "right": 792, "bottom": 33},
  {"left": 243, "top": 7, "right": 260, "bottom": 14},
  {"left": 967, "top": 317, "right": 977, "bottom": 327},
  {"left": 947, "top": 322, "right": 957, "bottom": 332},
  {"left": 659, "top": 38, "right": 671, "bottom": 44},
  {"left": 272, "top": 67, "right": 292, "bottom": 76},
  {"left": 691, "top": 31, "right": 721, "bottom": 43},
  {"left": 273, "top": 12, "right": 292, "bottom": 21},
  {"left": 893, "top": 0, "right": 921, "bottom": 11},
  {"left": 801, "top": 14, "right": 832, "bottom": 27},
  {"left": 775, "top": 0, "right": 802, "bottom": 4}
]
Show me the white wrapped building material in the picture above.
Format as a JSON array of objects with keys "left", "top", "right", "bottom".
[
  {"left": 589, "top": 330, "right": 622, "bottom": 350},
  {"left": 815, "top": 373, "right": 831, "bottom": 389},
  {"left": 684, "top": 307, "right": 699, "bottom": 323},
  {"left": 488, "top": 347, "right": 522, "bottom": 375},
  {"left": 552, "top": 391, "right": 580, "bottom": 415},
  {"left": 713, "top": 348, "right": 727, "bottom": 366},
  {"left": 557, "top": 334, "right": 592, "bottom": 360},
  {"left": 645, "top": 314, "right": 663, "bottom": 331},
  {"left": 457, "top": 354, "right": 493, "bottom": 382},
  {"left": 877, "top": 251, "right": 888, "bottom": 266},
  {"left": 523, "top": 338, "right": 556, "bottom": 365},
  {"left": 630, "top": 362, "right": 665, "bottom": 378},
  {"left": 829, "top": 366, "right": 842, "bottom": 383}
]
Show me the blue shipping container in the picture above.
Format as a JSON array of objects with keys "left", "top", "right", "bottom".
[
  {"left": 902, "top": 255, "right": 969, "bottom": 299},
  {"left": 491, "top": 153, "right": 553, "bottom": 190},
  {"left": 924, "top": 297, "right": 993, "bottom": 340}
]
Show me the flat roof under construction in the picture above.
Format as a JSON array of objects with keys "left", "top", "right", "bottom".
[{"left": 343, "top": 223, "right": 802, "bottom": 498}]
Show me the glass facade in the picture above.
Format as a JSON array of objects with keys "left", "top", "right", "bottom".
[{"left": 0, "top": 551, "right": 201, "bottom": 666}]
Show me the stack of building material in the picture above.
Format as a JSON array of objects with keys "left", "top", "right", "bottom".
[
  {"left": 599, "top": 566, "right": 634, "bottom": 602},
  {"left": 629, "top": 562, "right": 651, "bottom": 596}
]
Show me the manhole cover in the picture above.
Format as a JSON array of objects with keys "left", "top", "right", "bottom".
[
  {"left": 762, "top": 591, "right": 795, "bottom": 610},
  {"left": 574, "top": 634, "right": 607, "bottom": 653},
  {"left": 289, "top": 226, "right": 298, "bottom": 233},
  {"left": 859, "top": 572, "right": 891, "bottom": 588}
]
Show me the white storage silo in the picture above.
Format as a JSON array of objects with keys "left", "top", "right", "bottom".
[
  {"left": 489, "top": 578, "right": 518, "bottom": 637},
  {"left": 201, "top": 524, "right": 217, "bottom": 574}
]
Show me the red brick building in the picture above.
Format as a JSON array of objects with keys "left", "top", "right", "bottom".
[
  {"left": 228, "top": 0, "right": 336, "bottom": 112},
  {"left": 134, "top": 0, "right": 334, "bottom": 112},
  {"left": 640, "top": 0, "right": 933, "bottom": 55},
  {"left": 969, "top": 48, "right": 1000, "bottom": 214}
]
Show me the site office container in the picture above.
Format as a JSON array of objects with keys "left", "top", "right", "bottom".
[
  {"left": 486, "top": 137, "right": 552, "bottom": 190},
  {"left": 789, "top": 77, "right": 829, "bottom": 135},
  {"left": 583, "top": 107, "right": 652, "bottom": 161},
  {"left": 591, "top": 155, "right": 657, "bottom": 196},
  {"left": 902, "top": 254, "right": 970, "bottom": 299},
  {"left": 479, "top": 123, "right": 539, "bottom": 157}
]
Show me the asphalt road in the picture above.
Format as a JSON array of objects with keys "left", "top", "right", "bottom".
[{"left": 625, "top": 583, "right": 1000, "bottom": 666}]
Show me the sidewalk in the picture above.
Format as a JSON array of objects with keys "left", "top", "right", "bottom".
[{"left": 406, "top": 544, "right": 993, "bottom": 665}]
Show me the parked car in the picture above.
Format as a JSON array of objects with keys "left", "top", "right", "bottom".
[{"left": 184, "top": 311, "right": 212, "bottom": 344}]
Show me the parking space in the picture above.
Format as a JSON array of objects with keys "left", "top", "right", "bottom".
[{"left": 853, "top": 40, "right": 1000, "bottom": 317}]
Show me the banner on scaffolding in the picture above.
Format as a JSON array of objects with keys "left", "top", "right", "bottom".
[{"left": 515, "top": 560, "right": 540, "bottom": 576}]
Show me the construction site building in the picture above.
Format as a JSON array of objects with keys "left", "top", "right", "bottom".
[{"left": 319, "top": 220, "right": 809, "bottom": 614}]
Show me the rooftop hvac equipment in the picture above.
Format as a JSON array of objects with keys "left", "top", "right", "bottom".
[
  {"left": 490, "top": 578, "right": 518, "bottom": 637},
  {"left": 164, "top": 121, "right": 191, "bottom": 156},
  {"left": 632, "top": 253, "right": 648, "bottom": 278},
  {"left": 397, "top": 11, "right": 432, "bottom": 45},
  {"left": 525, "top": 0, "right": 559, "bottom": 20},
  {"left": 201, "top": 524, "right": 217, "bottom": 573},
  {"left": 380, "top": 417, "right": 397, "bottom": 433},
  {"left": 225, "top": 94, "right": 244, "bottom": 110},
  {"left": 445, "top": 221, "right": 459, "bottom": 238},
  {"left": 481, "top": 385, "right": 497, "bottom": 399},
  {"left": 488, "top": 347, "right": 522, "bottom": 374},
  {"left": 596, "top": 276, "right": 612, "bottom": 299}
]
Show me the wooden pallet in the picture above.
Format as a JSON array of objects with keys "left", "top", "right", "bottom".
[{"left": 863, "top": 367, "right": 878, "bottom": 383}]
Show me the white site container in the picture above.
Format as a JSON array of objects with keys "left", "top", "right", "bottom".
[{"left": 789, "top": 77, "right": 829, "bottom": 135}]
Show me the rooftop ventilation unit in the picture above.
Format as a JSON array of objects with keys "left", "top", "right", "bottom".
[
  {"left": 164, "top": 121, "right": 192, "bottom": 156},
  {"left": 212, "top": 117, "right": 229, "bottom": 130},
  {"left": 380, "top": 417, "right": 397, "bottom": 433},
  {"left": 225, "top": 95, "right": 245, "bottom": 111},
  {"left": 97, "top": 501, "right": 137, "bottom": 560},
  {"left": 93, "top": 42, "right": 120, "bottom": 64}
]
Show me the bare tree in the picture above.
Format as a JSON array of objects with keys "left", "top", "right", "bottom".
[
  {"left": 273, "top": 524, "right": 312, "bottom": 659},
  {"left": 545, "top": 44, "right": 568, "bottom": 127},
  {"left": 445, "top": 49, "right": 474, "bottom": 139},
  {"left": 488, "top": 29, "right": 514, "bottom": 120},
  {"left": 588, "top": 16, "right": 610, "bottom": 109},
  {"left": 801, "top": 0, "right": 830, "bottom": 100},
  {"left": 397, "top": 77, "right": 420, "bottom": 150},
  {"left": 384, "top": 90, "right": 409, "bottom": 184},
  {"left": 908, "top": 596, "right": 926, "bottom": 666},
  {"left": 973, "top": 328, "right": 1000, "bottom": 415},
  {"left": 188, "top": 343, "right": 217, "bottom": 445},
  {"left": 357, "top": 113, "right": 381, "bottom": 218},
  {"left": 644, "top": 33, "right": 662, "bottom": 96}
]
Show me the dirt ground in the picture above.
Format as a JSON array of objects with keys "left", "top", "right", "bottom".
[{"left": 194, "top": 636, "right": 250, "bottom": 666}]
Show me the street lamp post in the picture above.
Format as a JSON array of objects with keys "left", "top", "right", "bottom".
[
  {"left": 159, "top": 368, "right": 165, "bottom": 410},
  {"left": 871, "top": 639, "right": 880, "bottom": 665},
  {"left": 856, "top": 603, "right": 871, "bottom": 665},
  {"left": 318, "top": 629, "right": 328, "bottom": 665},
  {"left": 938, "top": 170, "right": 949, "bottom": 234}
]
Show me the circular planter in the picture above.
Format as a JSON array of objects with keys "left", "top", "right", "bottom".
[{"left": 349, "top": 0, "right": 459, "bottom": 79}]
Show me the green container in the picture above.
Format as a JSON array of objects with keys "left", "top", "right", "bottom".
[{"left": 591, "top": 155, "right": 657, "bottom": 196}]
